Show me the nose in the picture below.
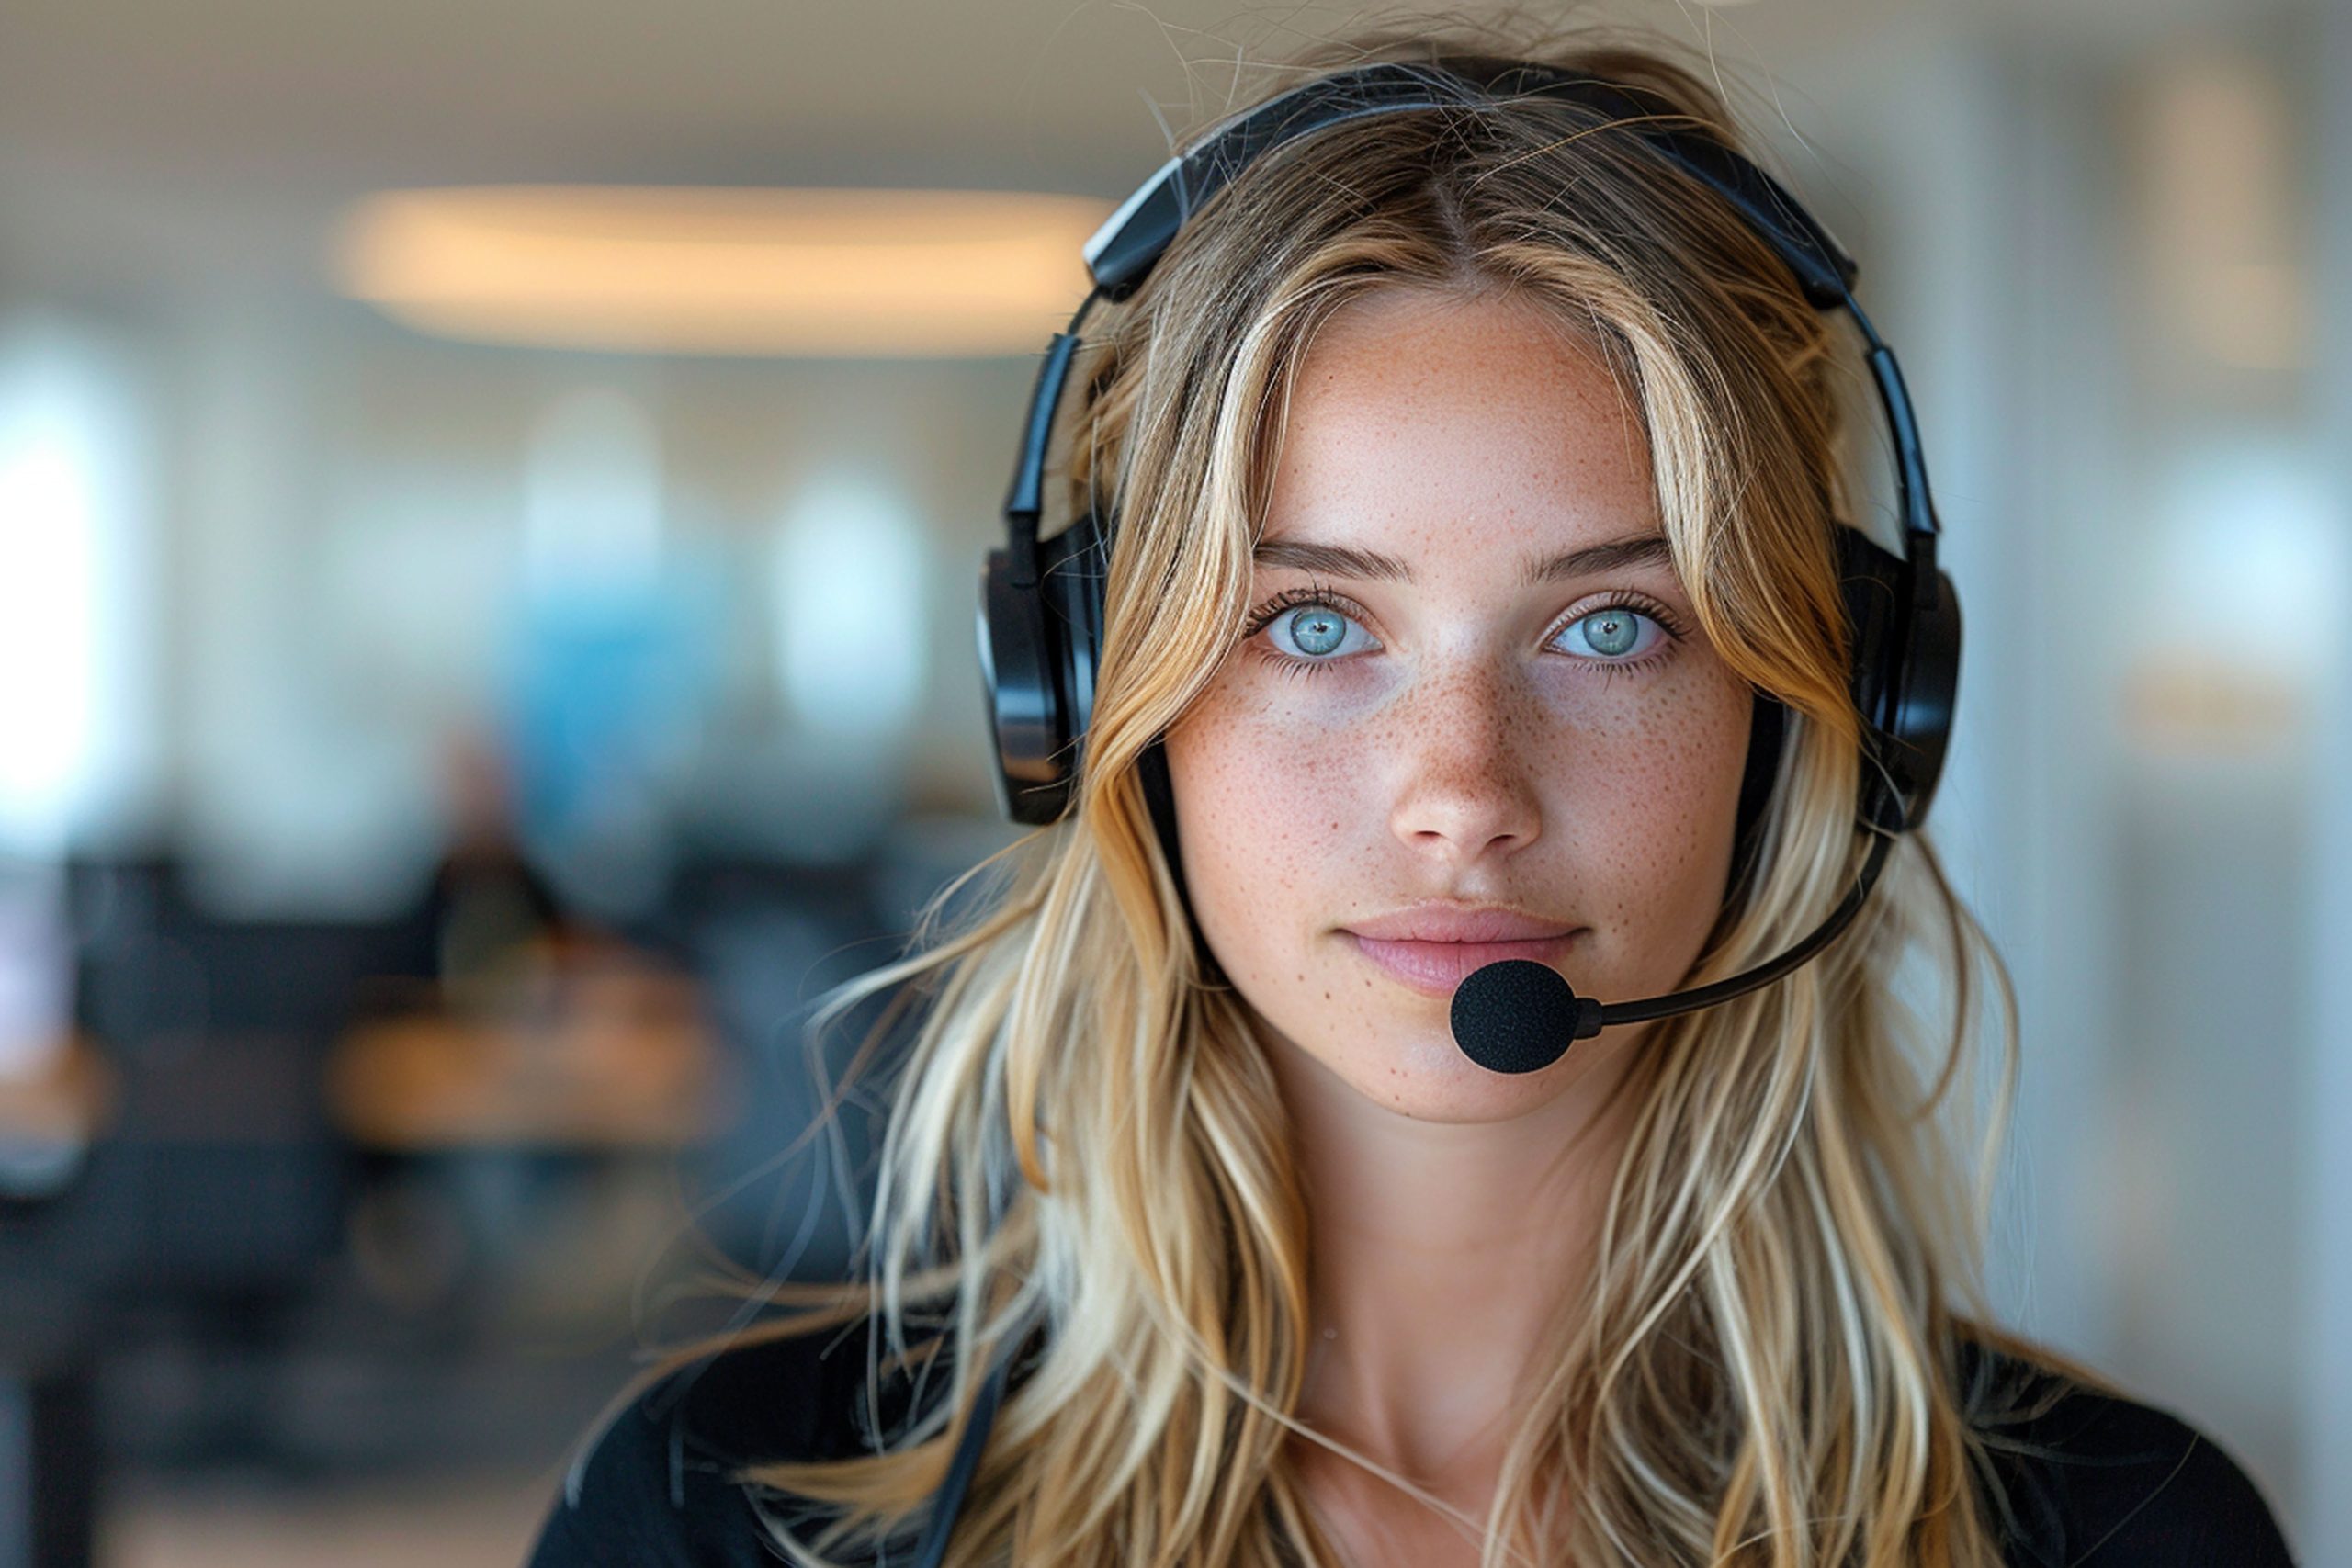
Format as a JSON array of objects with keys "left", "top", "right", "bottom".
[{"left": 1386, "top": 659, "right": 1544, "bottom": 865}]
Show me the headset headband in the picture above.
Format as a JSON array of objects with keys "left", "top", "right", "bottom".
[
  {"left": 1085, "top": 61, "right": 1859, "bottom": 307},
  {"left": 982, "top": 55, "right": 1960, "bottom": 841}
]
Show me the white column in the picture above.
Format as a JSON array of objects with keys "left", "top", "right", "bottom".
[
  {"left": 173, "top": 303, "right": 428, "bottom": 915},
  {"left": 0, "top": 311, "right": 164, "bottom": 856}
]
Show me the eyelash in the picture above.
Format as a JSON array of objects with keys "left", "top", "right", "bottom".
[{"left": 1239, "top": 581, "right": 1688, "bottom": 684}]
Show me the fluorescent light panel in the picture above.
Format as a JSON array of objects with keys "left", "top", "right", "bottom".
[{"left": 335, "top": 186, "right": 1114, "bottom": 357}]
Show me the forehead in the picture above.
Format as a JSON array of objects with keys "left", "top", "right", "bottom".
[{"left": 1259, "top": 287, "right": 1663, "bottom": 575}]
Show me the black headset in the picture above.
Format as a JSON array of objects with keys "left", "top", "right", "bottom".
[
  {"left": 943, "top": 57, "right": 1962, "bottom": 1563},
  {"left": 979, "top": 57, "right": 1958, "bottom": 852}
]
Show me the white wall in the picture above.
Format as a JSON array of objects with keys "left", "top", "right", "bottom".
[{"left": 2301, "top": 0, "right": 2352, "bottom": 1560}]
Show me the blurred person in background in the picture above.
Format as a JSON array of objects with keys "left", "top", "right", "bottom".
[
  {"left": 415, "top": 732, "right": 566, "bottom": 990},
  {"left": 526, "top": 20, "right": 2297, "bottom": 1568}
]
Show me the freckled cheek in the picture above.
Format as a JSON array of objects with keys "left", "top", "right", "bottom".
[
  {"left": 1166, "top": 698, "right": 1369, "bottom": 955},
  {"left": 1554, "top": 681, "right": 1750, "bottom": 908}
]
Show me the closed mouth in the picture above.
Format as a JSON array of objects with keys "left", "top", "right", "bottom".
[{"left": 1340, "top": 930, "right": 1582, "bottom": 997}]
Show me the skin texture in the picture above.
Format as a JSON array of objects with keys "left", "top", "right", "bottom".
[{"left": 1161, "top": 285, "right": 1755, "bottom": 1558}]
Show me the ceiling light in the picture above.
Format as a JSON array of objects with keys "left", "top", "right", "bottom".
[{"left": 334, "top": 186, "right": 1114, "bottom": 358}]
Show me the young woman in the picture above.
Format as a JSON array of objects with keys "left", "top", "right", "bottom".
[{"left": 527, "top": 27, "right": 2298, "bottom": 1568}]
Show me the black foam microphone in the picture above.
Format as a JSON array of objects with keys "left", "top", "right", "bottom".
[{"left": 1448, "top": 831, "right": 1894, "bottom": 1074}]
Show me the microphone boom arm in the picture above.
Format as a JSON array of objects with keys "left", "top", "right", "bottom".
[{"left": 1582, "top": 829, "right": 1896, "bottom": 1038}]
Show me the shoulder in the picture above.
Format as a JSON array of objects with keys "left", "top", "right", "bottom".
[
  {"left": 525, "top": 1322, "right": 884, "bottom": 1568},
  {"left": 1956, "top": 1336, "right": 2299, "bottom": 1566}
]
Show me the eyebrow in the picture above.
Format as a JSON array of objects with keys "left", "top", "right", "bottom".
[{"left": 1250, "top": 532, "right": 1675, "bottom": 588}]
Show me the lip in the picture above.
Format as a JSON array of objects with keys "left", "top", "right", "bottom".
[{"left": 1340, "top": 906, "right": 1584, "bottom": 998}]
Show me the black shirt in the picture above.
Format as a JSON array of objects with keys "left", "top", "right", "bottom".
[{"left": 525, "top": 1325, "right": 2297, "bottom": 1565}]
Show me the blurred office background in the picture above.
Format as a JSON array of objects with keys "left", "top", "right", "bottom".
[{"left": 0, "top": 0, "right": 2346, "bottom": 1562}]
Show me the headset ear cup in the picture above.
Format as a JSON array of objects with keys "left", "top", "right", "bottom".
[
  {"left": 975, "top": 512, "right": 1111, "bottom": 826},
  {"left": 978, "top": 547, "right": 1074, "bottom": 825},
  {"left": 1836, "top": 525, "right": 1961, "bottom": 834},
  {"left": 1889, "top": 566, "right": 1961, "bottom": 831}
]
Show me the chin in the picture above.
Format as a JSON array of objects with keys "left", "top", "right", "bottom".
[{"left": 1312, "top": 1021, "right": 1583, "bottom": 1116}]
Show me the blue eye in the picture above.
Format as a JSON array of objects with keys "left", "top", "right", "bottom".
[
  {"left": 1554, "top": 605, "right": 1665, "bottom": 661},
  {"left": 1265, "top": 603, "right": 1374, "bottom": 660}
]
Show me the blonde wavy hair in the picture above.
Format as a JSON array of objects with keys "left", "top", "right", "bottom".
[{"left": 639, "top": 19, "right": 2076, "bottom": 1568}]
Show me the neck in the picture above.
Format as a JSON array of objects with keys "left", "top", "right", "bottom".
[{"left": 1270, "top": 1029, "right": 1645, "bottom": 1489}]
